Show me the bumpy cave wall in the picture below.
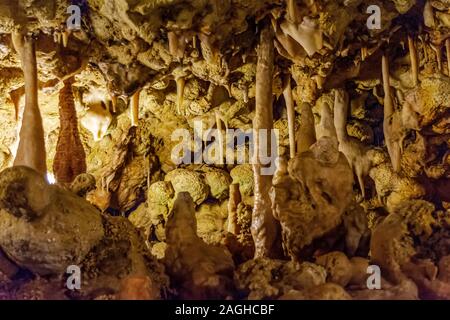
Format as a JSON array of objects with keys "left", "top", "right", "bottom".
[{"left": 0, "top": 0, "right": 449, "bottom": 300}]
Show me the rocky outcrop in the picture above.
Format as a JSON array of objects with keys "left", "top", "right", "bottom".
[
  {"left": 271, "top": 137, "right": 354, "bottom": 260},
  {"left": 0, "top": 166, "right": 103, "bottom": 275},
  {"left": 164, "top": 192, "right": 235, "bottom": 299}
]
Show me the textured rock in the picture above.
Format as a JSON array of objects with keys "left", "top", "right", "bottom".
[
  {"left": 0, "top": 166, "right": 104, "bottom": 275},
  {"left": 271, "top": 138, "right": 354, "bottom": 259},
  {"left": 148, "top": 181, "right": 174, "bottom": 206},
  {"left": 316, "top": 252, "right": 353, "bottom": 287},
  {"left": 164, "top": 169, "right": 209, "bottom": 205},
  {"left": 235, "top": 258, "right": 327, "bottom": 300},
  {"left": 230, "top": 164, "right": 254, "bottom": 197},
  {"left": 0, "top": 0, "right": 449, "bottom": 301},
  {"left": 200, "top": 166, "right": 232, "bottom": 201},
  {"left": 164, "top": 192, "right": 235, "bottom": 299}
]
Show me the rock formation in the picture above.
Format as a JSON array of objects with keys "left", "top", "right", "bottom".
[{"left": 0, "top": 0, "right": 449, "bottom": 301}]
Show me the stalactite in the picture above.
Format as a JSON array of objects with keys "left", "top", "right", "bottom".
[
  {"left": 423, "top": 1, "right": 435, "bottom": 28},
  {"left": 227, "top": 184, "right": 241, "bottom": 235},
  {"left": 215, "top": 110, "right": 225, "bottom": 163},
  {"left": 382, "top": 55, "right": 402, "bottom": 173},
  {"left": 198, "top": 33, "right": 219, "bottom": 64},
  {"left": 431, "top": 44, "right": 443, "bottom": 73},
  {"left": 408, "top": 36, "right": 419, "bottom": 86},
  {"left": 251, "top": 25, "right": 280, "bottom": 259},
  {"left": 306, "top": 0, "right": 318, "bottom": 15},
  {"left": 273, "top": 21, "right": 306, "bottom": 63},
  {"left": 297, "top": 102, "right": 316, "bottom": 154},
  {"left": 283, "top": 75, "right": 296, "bottom": 158},
  {"left": 130, "top": 89, "right": 141, "bottom": 127},
  {"left": 176, "top": 76, "right": 185, "bottom": 115},
  {"left": 313, "top": 75, "right": 325, "bottom": 90},
  {"left": 446, "top": 39, "right": 450, "bottom": 76},
  {"left": 111, "top": 93, "right": 118, "bottom": 113},
  {"left": 62, "top": 29, "right": 70, "bottom": 48},
  {"left": 361, "top": 46, "right": 368, "bottom": 62},
  {"left": 9, "top": 87, "right": 24, "bottom": 121},
  {"left": 53, "top": 78, "right": 87, "bottom": 184},
  {"left": 243, "top": 85, "right": 249, "bottom": 103},
  {"left": 12, "top": 32, "right": 47, "bottom": 176},
  {"left": 280, "top": 17, "right": 323, "bottom": 57},
  {"left": 168, "top": 31, "right": 186, "bottom": 61},
  {"left": 286, "top": 0, "right": 300, "bottom": 23}
]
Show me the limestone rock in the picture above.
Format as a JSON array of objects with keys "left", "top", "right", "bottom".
[
  {"left": 0, "top": 166, "right": 104, "bottom": 275},
  {"left": 164, "top": 169, "right": 209, "bottom": 205}
]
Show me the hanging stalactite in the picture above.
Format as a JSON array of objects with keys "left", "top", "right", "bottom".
[
  {"left": 53, "top": 77, "right": 87, "bottom": 184},
  {"left": 382, "top": 54, "right": 402, "bottom": 173},
  {"left": 283, "top": 75, "right": 296, "bottom": 159}
]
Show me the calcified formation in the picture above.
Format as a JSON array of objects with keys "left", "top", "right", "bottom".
[
  {"left": 297, "top": 102, "right": 316, "bottom": 154},
  {"left": 175, "top": 75, "right": 186, "bottom": 115},
  {"left": 334, "top": 89, "right": 376, "bottom": 198},
  {"left": 251, "top": 25, "right": 280, "bottom": 259},
  {"left": 227, "top": 184, "right": 241, "bottom": 235},
  {"left": 382, "top": 55, "right": 402, "bottom": 173},
  {"left": 53, "top": 78, "right": 87, "bottom": 184},
  {"left": 130, "top": 89, "right": 140, "bottom": 127},
  {"left": 283, "top": 75, "right": 297, "bottom": 158},
  {"left": 1, "top": 0, "right": 450, "bottom": 301},
  {"left": 408, "top": 36, "right": 419, "bottom": 86},
  {"left": 446, "top": 39, "right": 450, "bottom": 76},
  {"left": 430, "top": 43, "right": 443, "bottom": 72},
  {"left": 271, "top": 136, "right": 354, "bottom": 260},
  {"left": 279, "top": 16, "right": 323, "bottom": 57},
  {"left": 11, "top": 33, "right": 46, "bottom": 176},
  {"left": 164, "top": 192, "right": 234, "bottom": 299},
  {"left": 168, "top": 32, "right": 186, "bottom": 62},
  {"left": 80, "top": 102, "right": 112, "bottom": 141}
]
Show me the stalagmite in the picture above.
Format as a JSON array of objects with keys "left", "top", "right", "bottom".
[
  {"left": 408, "top": 36, "right": 419, "bottom": 86},
  {"left": 334, "top": 89, "right": 374, "bottom": 198},
  {"left": 53, "top": 78, "right": 87, "bottom": 184},
  {"left": 446, "top": 39, "right": 450, "bottom": 76},
  {"left": 297, "top": 102, "right": 316, "bottom": 154},
  {"left": 251, "top": 25, "right": 280, "bottom": 258},
  {"left": 283, "top": 75, "right": 296, "bottom": 158},
  {"left": 215, "top": 110, "right": 225, "bottom": 163},
  {"left": 227, "top": 184, "right": 241, "bottom": 235},
  {"left": 382, "top": 55, "right": 402, "bottom": 173},
  {"left": 317, "top": 101, "right": 336, "bottom": 141},
  {"left": 130, "top": 89, "right": 141, "bottom": 127},
  {"left": 12, "top": 32, "right": 47, "bottom": 176},
  {"left": 175, "top": 76, "right": 185, "bottom": 115}
]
